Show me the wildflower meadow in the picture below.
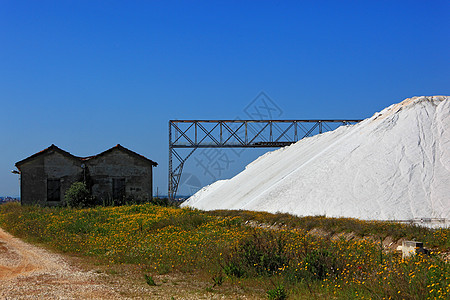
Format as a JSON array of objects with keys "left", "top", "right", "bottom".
[{"left": 0, "top": 202, "right": 448, "bottom": 299}]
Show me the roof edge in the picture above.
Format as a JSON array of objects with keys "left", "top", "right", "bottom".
[
  {"left": 84, "top": 144, "right": 158, "bottom": 166},
  {"left": 15, "top": 144, "right": 158, "bottom": 169},
  {"left": 15, "top": 144, "right": 81, "bottom": 169}
]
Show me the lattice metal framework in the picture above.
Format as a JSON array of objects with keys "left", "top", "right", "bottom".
[{"left": 169, "top": 119, "right": 362, "bottom": 199}]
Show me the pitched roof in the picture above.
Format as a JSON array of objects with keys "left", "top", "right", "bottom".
[
  {"left": 86, "top": 144, "right": 158, "bottom": 166},
  {"left": 15, "top": 144, "right": 79, "bottom": 168},
  {"left": 15, "top": 144, "right": 158, "bottom": 169}
]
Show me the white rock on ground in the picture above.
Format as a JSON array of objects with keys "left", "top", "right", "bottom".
[{"left": 182, "top": 96, "right": 450, "bottom": 222}]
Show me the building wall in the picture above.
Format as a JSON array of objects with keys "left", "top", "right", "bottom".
[
  {"left": 86, "top": 149, "right": 153, "bottom": 203},
  {"left": 20, "top": 151, "right": 82, "bottom": 206},
  {"left": 19, "top": 148, "right": 154, "bottom": 206}
]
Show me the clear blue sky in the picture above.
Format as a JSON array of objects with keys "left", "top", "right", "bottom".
[{"left": 1, "top": 0, "right": 449, "bottom": 197}]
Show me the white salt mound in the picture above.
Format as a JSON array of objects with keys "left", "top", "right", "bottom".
[{"left": 182, "top": 96, "right": 450, "bottom": 223}]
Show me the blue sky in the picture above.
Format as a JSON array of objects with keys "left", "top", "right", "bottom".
[{"left": 1, "top": 0, "right": 449, "bottom": 197}]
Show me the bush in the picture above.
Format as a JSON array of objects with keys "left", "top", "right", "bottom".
[
  {"left": 223, "top": 261, "right": 246, "bottom": 278},
  {"left": 240, "top": 232, "right": 286, "bottom": 276},
  {"left": 144, "top": 274, "right": 156, "bottom": 286},
  {"left": 266, "top": 284, "right": 287, "bottom": 300},
  {"left": 222, "top": 230, "right": 287, "bottom": 277},
  {"left": 302, "top": 249, "right": 339, "bottom": 280},
  {"left": 64, "top": 182, "right": 93, "bottom": 208},
  {"left": 149, "top": 197, "right": 180, "bottom": 207}
]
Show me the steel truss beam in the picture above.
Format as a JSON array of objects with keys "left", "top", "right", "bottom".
[{"left": 169, "top": 119, "right": 362, "bottom": 200}]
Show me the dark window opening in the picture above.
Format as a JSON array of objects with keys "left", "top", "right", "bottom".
[
  {"left": 47, "top": 179, "right": 61, "bottom": 201},
  {"left": 113, "top": 178, "right": 126, "bottom": 200}
]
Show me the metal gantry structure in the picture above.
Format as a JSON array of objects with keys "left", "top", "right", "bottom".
[{"left": 169, "top": 119, "right": 362, "bottom": 200}]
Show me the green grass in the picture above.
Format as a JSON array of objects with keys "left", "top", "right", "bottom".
[
  {"left": 207, "top": 210, "right": 450, "bottom": 249},
  {"left": 0, "top": 202, "right": 448, "bottom": 299}
]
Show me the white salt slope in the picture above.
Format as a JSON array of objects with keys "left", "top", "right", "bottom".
[{"left": 183, "top": 96, "right": 450, "bottom": 221}]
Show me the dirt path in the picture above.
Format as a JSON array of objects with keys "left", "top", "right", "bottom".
[
  {"left": 0, "top": 227, "right": 134, "bottom": 298},
  {"left": 0, "top": 227, "right": 263, "bottom": 299}
]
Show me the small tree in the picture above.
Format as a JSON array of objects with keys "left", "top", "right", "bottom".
[{"left": 65, "top": 182, "right": 92, "bottom": 208}]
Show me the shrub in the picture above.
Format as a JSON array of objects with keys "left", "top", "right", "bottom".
[
  {"left": 302, "top": 249, "right": 339, "bottom": 281},
  {"left": 223, "top": 261, "right": 246, "bottom": 278},
  {"left": 266, "top": 284, "right": 287, "bottom": 300},
  {"left": 144, "top": 274, "right": 156, "bottom": 286},
  {"left": 222, "top": 230, "right": 287, "bottom": 277},
  {"left": 149, "top": 197, "right": 180, "bottom": 207},
  {"left": 240, "top": 232, "right": 286, "bottom": 276},
  {"left": 212, "top": 273, "right": 224, "bottom": 287},
  {"left": 64, "top": 182, "right": 93, "bottom": 208}
]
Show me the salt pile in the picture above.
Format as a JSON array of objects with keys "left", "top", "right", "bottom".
[{"left": 182, "top": 96, "right": 450, "bottom": 222}]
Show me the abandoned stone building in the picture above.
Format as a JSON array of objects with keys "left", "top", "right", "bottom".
[{"left": 15, "top": 144, "right": 158, "bottom": 206}]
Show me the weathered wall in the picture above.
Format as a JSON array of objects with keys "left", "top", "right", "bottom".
[
  {"left": 20, "top": 151, "right": 82, "bottom": 206},
  {"left": 86, "top": 149, "right": 153, "bottom": 202}
]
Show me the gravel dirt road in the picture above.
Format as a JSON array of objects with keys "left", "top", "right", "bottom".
[
  {"left": 0, "top": 227, "right": 133, "bottom": 299},
  {"left": 0, "top": 227, "right": 262, "bottom": 299}
]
